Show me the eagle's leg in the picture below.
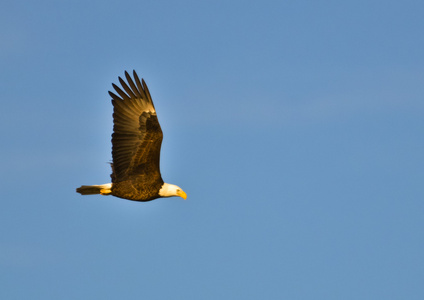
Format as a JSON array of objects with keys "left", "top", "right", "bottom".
[{"left": 100, "top": 188, "right": 112, "bottom": 195}]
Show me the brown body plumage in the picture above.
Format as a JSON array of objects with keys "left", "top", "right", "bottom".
[{"left": 76, "top": 71, "right": 186, "bottom": 202}]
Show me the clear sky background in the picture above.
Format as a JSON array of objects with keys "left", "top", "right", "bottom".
[{"left": 1, "top": 0, "right": 423, "bottom": 299}]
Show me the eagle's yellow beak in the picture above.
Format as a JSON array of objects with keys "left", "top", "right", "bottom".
[{"left": 177, "top": 189, "right": 187, "bottom": 200}]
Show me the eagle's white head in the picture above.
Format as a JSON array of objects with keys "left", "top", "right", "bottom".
[{"left": 159, "top": 183, "right": 187, "bottom": 199}]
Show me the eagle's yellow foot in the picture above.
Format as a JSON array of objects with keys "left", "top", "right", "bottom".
[{"left": 100, "top": 189, "right": 112, "bottom": 195}]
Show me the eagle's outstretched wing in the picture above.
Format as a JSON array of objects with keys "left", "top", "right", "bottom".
[{"left": 108, "top": 70, "right": 163, "bottom": 183}]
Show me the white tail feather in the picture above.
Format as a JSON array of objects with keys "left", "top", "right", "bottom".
[{"left": 76, "top": 183, "right": 112, "bottom": 195}]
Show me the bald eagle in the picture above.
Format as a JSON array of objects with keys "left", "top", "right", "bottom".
[{"left": 76, "top": 71, "right": 187, "bottom": 202}]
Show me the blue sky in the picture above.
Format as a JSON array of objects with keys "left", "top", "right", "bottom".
[{"left": 1, "top": 0, "right": 423, "bottom": 299}]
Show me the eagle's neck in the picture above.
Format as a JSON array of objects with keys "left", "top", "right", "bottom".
[{"left": 158, "top": 183, "right": 176, "bottom": 197}]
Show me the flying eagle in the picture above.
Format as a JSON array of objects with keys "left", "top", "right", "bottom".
[{"left": 76, "top": 71, "right": 187, "bottom": 201}]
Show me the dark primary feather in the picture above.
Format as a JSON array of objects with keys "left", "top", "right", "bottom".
[{"left": 109, "top": 71, "right": 163, "bottom": 183}]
